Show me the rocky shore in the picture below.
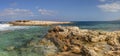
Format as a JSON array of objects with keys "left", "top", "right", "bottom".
[
  {"left": 6, "top": 26, "right": 120, "bottom": 56},
  {"left": 8, "top": 20, "right": 71, "bottom": 26}
]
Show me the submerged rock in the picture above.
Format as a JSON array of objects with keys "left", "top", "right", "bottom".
[{"left": 6, "top": 46, "right": 15, "bottom": 51}]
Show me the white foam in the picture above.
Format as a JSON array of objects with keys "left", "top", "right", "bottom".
[
  {"left": 0, "top": 24, "right": 10, "bottom": 27},
  {"left": 0, "top": 24, "right": 30, "bottom": 31}
]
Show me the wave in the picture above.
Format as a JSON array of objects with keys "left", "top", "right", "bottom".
[
  {"left": 0, "top": 24, "right": 11, "bottom": 27},
  {"left": 0, "top": 24, "right": 30, "bottom": 31}
]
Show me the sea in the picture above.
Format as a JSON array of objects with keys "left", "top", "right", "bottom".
[{"left": 0, "top": 21, "right": 120, "bottom": 56}]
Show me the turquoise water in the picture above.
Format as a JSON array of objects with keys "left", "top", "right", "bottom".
[{"left": 0, "top": 26, "right": 50, "bottom": 56}]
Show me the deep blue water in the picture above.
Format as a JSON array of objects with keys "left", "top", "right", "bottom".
[{"left": 61, "top": 21, "right": 120, "bottom": 31}]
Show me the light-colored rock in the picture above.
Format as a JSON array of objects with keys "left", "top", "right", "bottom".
[
  {"left": 9, "top": 20, "right": 71, "bottom": 26},
  {"left": 71, "top": 45, "right": 81, "bottom": 53}
]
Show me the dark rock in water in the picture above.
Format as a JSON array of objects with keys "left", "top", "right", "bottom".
[{"left": 7, "top": 26, "right": 120, "bottom": 56}]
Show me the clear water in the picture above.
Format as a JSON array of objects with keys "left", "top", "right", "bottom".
[
  {"left": 0, "top": 24, "right": 50, "bottom": 56},
  {"left": 0, "top": 21, "right": 120, "bottom": 56}
]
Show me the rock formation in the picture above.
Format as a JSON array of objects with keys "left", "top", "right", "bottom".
[
  {"left": 8, "top": 20, "right": 71, "bottom": 26},
  {"left": 6, "top": 26, "right": 120, "bottom": 56}
]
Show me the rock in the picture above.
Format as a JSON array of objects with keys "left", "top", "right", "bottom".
[
  {"left": 44, "top": 26, "right": 120, "bottom": 56},
  {"left": 6, "top": 46, "right": 15, "bottom": 51},
  {"left": 82, "top": 47, "right": 98, "bottom": 56},
  {"left": 71, "top": 45, "right": 81, "bottom": 53},
  {"left": 56, "top": 52, "right": 80, "bottom": 56},
  {"left": 9, "top": 20, "right": 71, "bottom": 26}
]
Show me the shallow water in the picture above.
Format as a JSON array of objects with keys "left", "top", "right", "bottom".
[{"left": 0, "top": 26, "right": 50, "bottom": 56}]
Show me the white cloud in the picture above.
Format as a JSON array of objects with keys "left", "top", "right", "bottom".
[
  {"left": 99, "top": 0, "right": 118, "bottom": 2},
  {"left": 0, "top": 8, "right": 34, "bottom": 17},
  {"left": 38, "top": 9, "right": 57, "bottom": 16},
  {"left": 98, "top": 2, "right": 120, "bottom": 12}
]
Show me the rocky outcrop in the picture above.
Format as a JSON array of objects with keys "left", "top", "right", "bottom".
[
  {"left": 8, "top": 20, "right": 71, "bottom": 26},
  {"left": 6, "top": 26, "right": 120, "bottom": 56},
  {"left": 43, "top": 26, "right": 120, "bottom": 56}
]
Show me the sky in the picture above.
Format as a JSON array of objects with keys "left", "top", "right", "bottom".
[{"left": 0, "top": 0, "right": 120, "bottom": 21}]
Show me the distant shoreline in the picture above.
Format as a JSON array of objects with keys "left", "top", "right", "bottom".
[{"left": 8, "top": 20, "right": 72, "bottom": 26}]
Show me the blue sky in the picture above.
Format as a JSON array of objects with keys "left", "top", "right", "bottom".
[{"left": 0, "top": 0, "right": 120, "bottom": 21}]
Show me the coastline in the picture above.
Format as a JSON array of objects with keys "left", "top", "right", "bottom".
[
  {"left": 1, "top": 21, "right": 120, "bottom": 56},
  {"left": 8, "top": 20, "right": 72, "bottom": 26},
  {"left": 4, "top": 26, "right": 120, "bottom": 56}
]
